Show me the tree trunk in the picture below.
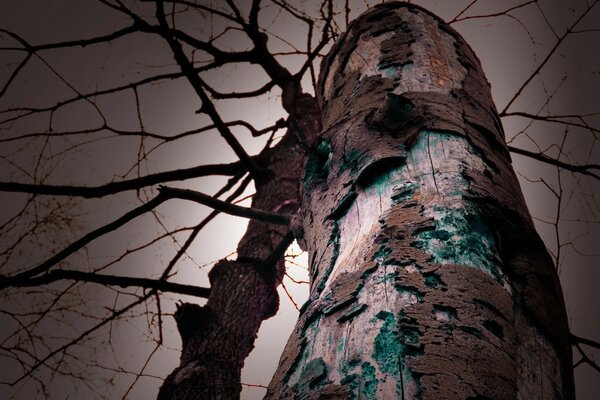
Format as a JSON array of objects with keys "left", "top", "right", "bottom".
[
  {"left": 157, "top": 93, "right": 321, "bottom": 398},
  {"left": 266, "top": 3, "right": 574, "bottom": 399}
]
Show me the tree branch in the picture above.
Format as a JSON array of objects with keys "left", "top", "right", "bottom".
[
  {"left": 500, "top": 0, "right": 599, "bottom": 114},
  {"left": 0, "top": 194, "right": 169, "bottom": 288},
  {"left": 0, "top": 181, "right": 287, "bottom": 288},
  {"left": 571, "top": 333, "right": 600, "bottom": 350},
  {"left": 158, "top": 186, "right": 290, "bottom": 225},
  {"left": 154, "top": 0, "right": 265, "bottom": 181},
  {"left": 508, "top": 145, "right": 600, "bottom": 181},
  {"left": 11, "top": 269, "right": 211, "bottom": 298},
  {"left": 0, "top": 161, "right": 245, "bottom": 198}
]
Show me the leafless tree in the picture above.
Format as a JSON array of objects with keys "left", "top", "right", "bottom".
[{"left": 0, "top": 0, "right": 598, "bottom": 398}]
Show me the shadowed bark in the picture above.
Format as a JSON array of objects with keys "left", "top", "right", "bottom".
[{"left": 157, "top": 93, "right": 321, "bottom": 398}]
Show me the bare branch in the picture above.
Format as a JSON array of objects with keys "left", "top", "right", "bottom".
[
  {"left": 500, "top": 0, "right": 599, "bottom": 114},
  {"left": 157, "top": 186, "right": 291, "bottom": 226},
  {"left": 0, "top": 194, "right": 168, "bottom": 287},
  {"left": 154, "top": 0, "right": 265, "bottom": 181},
  {"left": 571, "top": 333, "right": 600, "bottom": 350},
  {"left": 508, "top": 145, "right": 600, "bottom": 181},
  {"left": 449, "top": 1, "right": 536, "bottom": 24},
  {"left": 10, "top": 269, "right": 210, "bottom": 298},
  {"left": 0, "top": 161, "right": 245, "bottom": 198},
  {"left": 9, "top": 292, "right": 152, "bottom": 387}
]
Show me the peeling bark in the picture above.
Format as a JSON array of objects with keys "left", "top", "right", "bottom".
[{"left": 267, "top": 3, "right": 573, "bottom": 399}]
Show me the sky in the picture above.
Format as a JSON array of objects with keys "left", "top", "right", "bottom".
[{"left": 0, "top": 0, "right": 598, "bottom": 399}]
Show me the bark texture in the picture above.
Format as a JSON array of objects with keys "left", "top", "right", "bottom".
[
  {"left": 158, "top": 92, "right": 321, "bottom": 398},
  {"left": 266, "top": 2, "right": 574, "bottom": 399}
]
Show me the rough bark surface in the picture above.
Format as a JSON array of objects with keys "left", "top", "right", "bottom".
[
  {"left": 266, "top": 2, "right": 573, "bottom": 399},
  {"left": 158, "top": 92, "right": 321, "bottom": 398}
]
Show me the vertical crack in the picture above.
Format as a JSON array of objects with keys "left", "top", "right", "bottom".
[{"left": 427, "top": 133, "right": 440, "bottom": 196}]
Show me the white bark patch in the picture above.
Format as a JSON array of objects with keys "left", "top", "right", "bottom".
[
  {"left": 433, "top": 310, "right": 451, "bottom": 322},
  {"left": 173, "top": 361, "right": 205, "bottom": 384},
  {"left": 324, "top": 130, "right": 509, "bottom": 293}
]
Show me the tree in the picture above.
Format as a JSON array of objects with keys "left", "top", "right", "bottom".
[
  {"left": 266, "top": 3, "right": 574, "bottom": 398},
  {"left": 0, "top": 1, "right": 598, "bottom": 399}
]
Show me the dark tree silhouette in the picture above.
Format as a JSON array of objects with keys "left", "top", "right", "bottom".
[{"left": 0, "top": 0, "right": 598, "bottom": 399}]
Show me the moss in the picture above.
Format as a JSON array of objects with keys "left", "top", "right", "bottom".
[
  {"left": 303, "top": 138, "right": 332, "bottom": 188},
  {"left": 314, "top": 220, "right": 340, "bottom": 294},
  {"left": 414, "top": 206, "right": 503, "bottom": 280},
  {"left": 337, "top": 149, "right": 365, "bottom": 176},
  {"left": 297, "top": 357, "right": 328, "bottom": 389},
  {"left": 340, "top": 374, "right": 359, "bottom": 400},
  {"left": 361, "top": 362, "right": 378, "bottom": 399},
  {"left": 373, "top": 311, "right": 401, "bottom": 376}
]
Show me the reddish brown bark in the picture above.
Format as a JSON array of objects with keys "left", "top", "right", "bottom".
[{"left": 157, "top": 92, "right": 321, "bottom": 399}]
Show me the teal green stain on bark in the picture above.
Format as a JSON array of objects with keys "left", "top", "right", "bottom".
[
  {"left": 402, "top": 326, "right": 421, "bottom": 346},
  {"left": 340, "top": 374, "right": 359, "bottom": 400},
  {"left": 391, "top": 181, "right": 418, "bottom": 204},
  {"left": 337, "top": 149, "right": 365, "bottom": 176},
  {"left": 298, "top": 294, "right": 314, "bottom": 315},
  {"left": 400, "top": 131, "right": 504, "bottom": 279},
  {"left": 285, "top": 313, "right": 323, "bottom": 385},
  {"left": 376, "top": 272, "right": 396, "bottom": 284},
  {"left": 371, "top": 243, "right": 392, "bottom": 262},
  {"left": 297, "top": 357, "right": 328, "bottom": 389},
  {"left": 370, "top": 163, "right": 406, "bottom": 199},
  {"left": 414, "top": 206, "right": 502, "bottom": 279},
  {"left": 378, "top": 65, "right": 397, "bottom": 78},
  {"left": 303, "top": 138, "right": 332, "bottom": 187},
  {"left": 424, "top": 273, "right": 442, "bottom": 288},
  {"left": 315, "top": 220, "right": 341, "bottom": 294},
  {"left": 393, "top": 284, "right": 423, "bottom": 303},
  {"left": 373, "top": 311, "right": 402, "bottom": 376},
  {"left": 361, "top": 362, "right": 378, "bottom": 399}
]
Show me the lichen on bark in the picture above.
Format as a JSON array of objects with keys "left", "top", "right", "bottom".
[{"left": 266, "top": 2, "right": 573, "bottom": 399}]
